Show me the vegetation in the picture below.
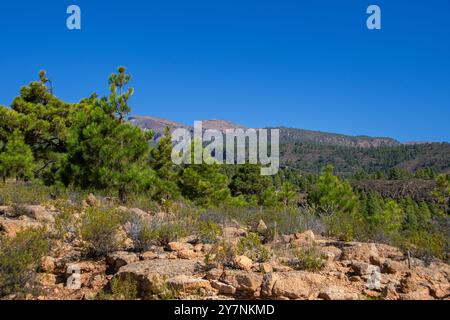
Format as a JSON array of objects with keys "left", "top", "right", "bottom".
[
  {"left": 0, "top": 228, "right": 51, "bottom": 297},
  {"left": 0, "top": 67, "right": 448, "bottom": 268}
]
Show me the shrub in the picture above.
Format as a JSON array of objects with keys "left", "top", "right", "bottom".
[
  {"left": 98, "top": 275, "right": 138, "bottom": 300},
  {"left": 204, "top": 241, "right": 237, "bottom": 268},
  {"left": 0, "top": 228, "right": 51, "bottom": 297},
  {"left": 289, "top": 246, "right": 326, "bottom": 271},
  {"left": 52, "top": 199, "right": 80, "bottom": 242},
  {"left": 0, "top": 182, "right": 57, "bottom": 206},
  {"left": 236, "top": 233, "right": 272, "bottom": 262},
  {"left": 80, "top": 207, "right": 124, "bottom": 256},
  {"left": 196, "top": 220, "right": 222, "bottom": 244}
]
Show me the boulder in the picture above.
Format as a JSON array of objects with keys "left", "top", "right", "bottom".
[
  {"left": 234, "top": 255, "right": 253, "bottom": 271},
  {"left": 256, "top": 219, "right": 268, "bottom": 234},
  {"left": 21, "top": 205, "right": 55, "bottom": 223},
  {"left": 39, "top": 256, "right": 56, "bottom": 273},
  {"left": 293, "top": 230, "right": 315, "bottom": 246},
  {"left": 319, "top": 285, "right": 359, "bottom": 300},
  {"left": 139, "top": 251, "right": 158, "bottom": 260},
  {"left": 381, "top": 260, "right": 408, "bottom": 274},
  {"left": 320, "top": 246, "right": 342, "bottom": 262},
  {"left": 210, "top": 280, "right": 236, "bottom": 295},
  {"left": 86, "top": 193, "right": 98, "bottom": 207},
  {"left": 205, "top": 268, "right": 224, "bottom": 281},
  {"left": 259, "top": 262, "right": 273, "bottom": 273},
  {"left": 341, "top": 243, "right": 379, "bottom": 263},
  {"left": 0, "top": 216, "right": 43, "bottom": 237},
  {"left": 165, "top": 242, "right": 194, "bottom": 252},
  {"left": 106, "top": 251, "right": 139, "bottom": 273},
  {"left": 178, "top": 249, "right": 199, "bottom": 260},
  {"left": 350, "top": 261, "right": 380, "bottom": 277},
  {"left": 220, "top": 270, "right": 263, "bottom": 294},
  {"left": 0, "top": 206, "right": 13, "bottom": 217},
  {"left": 262, "top": 271, "right": 325, "bottom": 299},
  {"left": 116, "top": 259, "right": 198, "bottom": 297}
]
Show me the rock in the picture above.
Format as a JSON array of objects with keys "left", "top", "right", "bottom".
[
  {"left": 282, "top": 234, "right": 294, "bottom": 243},
  {"left": 205, "top": 268, "right": 223, "bottom": 281},
  {"left": 293, "top": 230, "right": 315, "bottom": 246},
  {"left": 399, "top": 287, "right": 433, "bottom": 300},
  {"left": 259, "top": 262, "right": 273, "bottom": 273},
  {"left": 262, "top": 271, "right": 325, "bottom": 299},
  {"left": 86, "top": 193, "right": 98, "bottom": 207},
  {"left": 36, "top": 273, "right": 57, "bottom": 287},
  {"left": 220, "top": 270, "right": 263, "bottom": 294},
  {"left": 194, "top": 244, "right": 203, "bottom": 252},
  {"left": 382, "top": 282, "right": 399, "bottom": 300},
  {"left": 271, "top": 263, "right": 293, "bottom": 272},
  {"left": 256, "top": 219, "right": 268, "bottom": 234},
  {"left": 350, "top": 261, "right": 380, "bottom": 277},
  {"left": 166, "top": 242, "right": 194, "bottom": 252},
  {"left": 210, "top": 280, "right": 236, "bottom": 294},
  {"left": 178, "top": 249, "right": 199, "bottom": 260},
  {"left": 381, "top": 260, "right": 408, "bottom": 274},
  {"left": 166, "top": 275, "right": 211, "bottom": 293},
  {"left": 116, "top": 259, "right": 198, "bottom": 297},
  {"left": 234, "top": 255, "right": 253, "bottom": 271},
  {"left": 341, "top": 243, "right": 379, "bottom": 263},
  {"left": 21, "top": 205, "right": 55, "bottom": 223},
  {"left": 399, "top": 272, "right": 418, "bottom": 294},
  {"left": 320, "top": 246, "right": 342, "bottom": 262},
  {"left": 0, "top": 206, "right": 13, "bottom": 217},
  {"left": 319, "top": 285, "right": 359, "bottom": 300},
  {"left": 0, "top": 216, "right": 43, "bottom": 237},
  {"left": 223, "top": 227, "right": 247, "bottom": 238},
  {"left": 139, "top": 251, "right": 158, "bottom": 260},
  {"left": 39, "top": 256, "right": 56, "bottom": 273},
  {"left": 106, "top": 251, "right": 139, "bottom": 273}
]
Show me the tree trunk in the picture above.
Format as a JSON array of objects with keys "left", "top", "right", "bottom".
[{"left": 119, "top": 187, "right": 127, "bottom": 204}]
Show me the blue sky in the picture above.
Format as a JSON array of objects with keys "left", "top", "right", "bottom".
[{"left": 1, "top": 0, "right": 449, "bottom": 142}]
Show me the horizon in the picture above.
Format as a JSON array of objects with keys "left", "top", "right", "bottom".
[{"left": 1, "top": 0, "right": 450, "bottom": 142}]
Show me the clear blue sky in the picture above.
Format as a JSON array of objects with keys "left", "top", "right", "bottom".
[{"left": 1, "top": 0, "right": 449, "bottom": 142}]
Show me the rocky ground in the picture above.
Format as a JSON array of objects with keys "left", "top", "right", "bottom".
[{"left": 0, "top": 198, "right": 449, "bottom": 300}]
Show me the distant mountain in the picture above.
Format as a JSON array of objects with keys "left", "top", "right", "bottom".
[
  {"left": 129, "top": 115, "right": 450, "bottom": 175},
  {"left": 129, "top": 115, "right": 399, "bottom": 148},
  {"left": 272, "top": 127, "right": 400, "bottom": 148}
]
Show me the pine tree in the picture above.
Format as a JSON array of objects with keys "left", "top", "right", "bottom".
[
  {"left": 106, "top": 66, "right": 134, "bottom": 123},
  {"left": 0, "top": 130, "right": 34, "bottom": 182}
]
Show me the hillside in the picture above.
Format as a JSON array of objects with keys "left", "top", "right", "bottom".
[{"left": 129, "top": 115, "right": 450, "bottom": 175}]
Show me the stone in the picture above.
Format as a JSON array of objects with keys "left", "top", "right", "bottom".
[
  {"left": 116, "top": 259, "right": 198, "bottom": 298},
  {"left": 341, "top": 243, "right": 379, "bottom": 263},
  {"left": 0, "top": 216, "right": 43, "bottom": 237},
  {"left": 178, "top": 249, "right": 199, "bottom": 260},
  {"left": 234, "top": 255, "right": 253, "bottom": 271},
  {"left": 205, "top": 268, "right": 223, "bottom": 281},
  {"left": 0, "top": 206, "right": 13, "bottom": 217},
  {"left": 319, "top": 285, "right": 359, "bottom": 300},
  {"left": 139, "top": 251, "right": 158, "bottom": 260},
  {"left": 320, "top": 246, "right": 342, "bottom": 262},
  {"left": 166, "top": 242, "right": 194, "bottom": 252},
  {"left": 86, "top": 193, "right": 98, "bottom": 207},
  {"left": 210, "top": 280, "right": 236, "bottom": 294},
  {"left": 350, "top": 261, "right": 379, "bottom": 277},
  {"left": 39, "top": 256, "right": 56, "bottom": 273},
  {"left": 259, "top": 262, "right": 273, "bottom": 273},
  {"left": 293, "top": 230, "right": 315, "bottom": 246},
  {"left": 220, "top": 270, "right": 263, "bottom": 294},
  {"left": 166, "top": 275, "right": 211, "bottom": 293},
  {"left": 262, "top": 271, "right": 325, "bottom": 299},
  {"left": 381, "top": 260, "right": 408, "bottom": 274},
  {"left": 256, "top": 219, "right": 268, "bottom": 234},
  {"left": 106, "top": 251, "right": 139, "bottom": 273},
  {"left": 36, "top": 273, "right": 58, "bottom": 287},
  {"left": 21, "top": 205, "right": 55, "bottom": 223}
]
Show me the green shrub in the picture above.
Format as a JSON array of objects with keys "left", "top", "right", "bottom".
[
  {"left": 290, "top": 246, "right": 327, "bottom": 271},
  {"left": 80, "top": 207, "right": 124, "bottom": 256},
  {"left": 196, "top": 220, "right": 222, "bottom": 244},
  {"left": 98, "top": 275, "right": 138, "bottom": 300},
  {"left": 0, "top": 182, "right": 57, "bottom": 206},
  {"left": 204, "top": 241, "right": 237, "bottom": 268},
  {"left": 0, "top": 228, "right": 51, "bottom": 297},
  {"left": 236, "top": 233, "right": 272, "bottom": 262}
]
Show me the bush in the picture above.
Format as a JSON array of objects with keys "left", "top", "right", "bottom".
[
  {"left": 236, "top": 233, "right": 272, "bottom": 262},
  {"left": 80, "top": 207, "right": 124, "bottom": 256},
  {"left": 0, "top": 182, "right": 58, "bottom": 206},
  {"left": 289, "top": 246, "right": 326, "bottom": 271},
  {"left": 98, "top": 275, "right": 138, "bottom": 300},
  {"left": 204, "top": 241, "right": 237, "bottom": 268},
  {"left": 196, "top": 220, "right": 222, "bottom": 244},
  {"left": 0, "top": 228, "right": 51, "bottom": 297}
]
